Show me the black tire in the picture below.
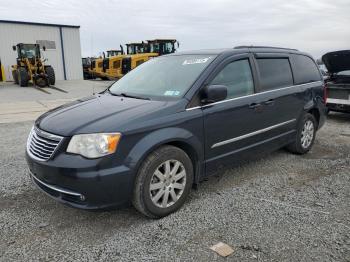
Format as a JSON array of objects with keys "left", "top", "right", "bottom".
[
  {"left": 36, "top": 77, "right": 48, "bottom": 88},
  {"left": 18, "top": 67, "right": 29, "bottom": 87},
  {"left": 132, "top": 145, "right": 193, "bottom": 218},
  {"left": 46, "top": 66, "right": 55, "bottom": 85},
  {"left": 12, "top": 70, "right": 19, "bottom": 84},
  {"left": 83, "top": 72, "right": 89, "bottom": 80},
  {"left": 286, "top": 113, "right": 317, "bottom": 154}
]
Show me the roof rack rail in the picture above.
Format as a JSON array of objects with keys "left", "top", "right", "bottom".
[{"left": 234, "top": 45, "right": 298, "bottom": 51}]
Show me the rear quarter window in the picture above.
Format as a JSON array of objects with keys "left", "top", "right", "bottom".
[
  {"left": 291, "top": 55, "right": 322, "bottom": 84},
  {"left": 256, "top": 58, "right": 293, "bottom": 91}
]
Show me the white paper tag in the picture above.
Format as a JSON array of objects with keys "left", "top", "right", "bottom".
[
  {"left": 164, "top": 90, "right": 180, "bottom": 96},
  {"left": 183, "top": 57, "right": 210, "bottom": 65}
]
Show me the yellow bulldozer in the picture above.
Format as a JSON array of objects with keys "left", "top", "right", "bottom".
[{"left": 11, "top": 43, "right": 55, "bottom": 87}]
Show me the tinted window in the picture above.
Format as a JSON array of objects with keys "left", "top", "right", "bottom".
[
  {"left": 210, "top": 59, "right": 254, "bottom": 99},
  {"left": 292, "top": 55, "right": 322, "bottom": 84},
  {"left": 257, "top": 58, "right": 293, "bottom": 91}
]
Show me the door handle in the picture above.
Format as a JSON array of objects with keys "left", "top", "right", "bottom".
[
  {"left": 249, "top": 103, "right": 262, "bottom": 109},
  {"left": 264, "top": 99, "right": 275, "bottom": 106}
]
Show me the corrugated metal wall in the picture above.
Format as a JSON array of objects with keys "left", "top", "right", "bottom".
[
  {"left": 62, "top": 27, "right": 83, "bottom": 80},
  {"left": 0, "top": 22, "right": 82, "bottom": 81}
]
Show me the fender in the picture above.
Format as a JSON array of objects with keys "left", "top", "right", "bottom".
[
  {"left": 303, "top": 99, "right": 315, "bottom": 111},
  {"left": 125, "top": 127, "right": 204, "bottom": 183}
]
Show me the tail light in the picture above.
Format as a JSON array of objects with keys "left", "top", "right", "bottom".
[{"left": 323, "top": 83, "right": 328, "bottom": 104}]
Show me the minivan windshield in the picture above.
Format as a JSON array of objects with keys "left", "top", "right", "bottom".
[{"left": 109, "top": 55, "right": 216, "bottom": 100}]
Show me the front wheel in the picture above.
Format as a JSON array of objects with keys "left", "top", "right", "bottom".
[
  {"left": 12, "top": 70, "right": 19, "bottom": 84},
  {"left": 46, "top": 66, "right": 55, "bottom": 85},
  {"left": 132, "top": 145, "right": 193, "bottom": 218},
  {"left": 286, "top": 113, "right": 317, "bottom": 154},
  {"left": 18, "top": 67, "right": 29, "bottom": 87}
]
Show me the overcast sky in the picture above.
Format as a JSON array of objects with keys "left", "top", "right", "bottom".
[{"left": 0, "top": 0, "right": 349, "bottom": 58}]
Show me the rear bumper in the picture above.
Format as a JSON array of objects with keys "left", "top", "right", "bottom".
[{"left": 327, "top": 99, "right": 350, "bottom": 113}]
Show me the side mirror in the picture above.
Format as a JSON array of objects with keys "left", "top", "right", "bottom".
[
  {"left": 12, "top": 46, "right": 16, "bottom": 51},
  {"left": 202, "top": 85, "right": 227, "bottom": 104},
  {"left": 43, "top": 46, "right": 46, "bottom": 51}
]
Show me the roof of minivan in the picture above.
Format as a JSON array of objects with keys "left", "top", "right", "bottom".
[{"left": 169, "top": 46, "right": 308, "bottom": 56}]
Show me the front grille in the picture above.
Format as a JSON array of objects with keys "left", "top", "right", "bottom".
[{"left": 27, "top": 127, "right": 63, "bottom": 161}]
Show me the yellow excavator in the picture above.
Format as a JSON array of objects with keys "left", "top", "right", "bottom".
[{"left": 11, "top": 43, "right": 55, "bottom": 87}]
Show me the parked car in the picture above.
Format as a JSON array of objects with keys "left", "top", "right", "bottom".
[
  {"left": 26, "top": 46, "right": 326, "bottom": 218},
  {"left": 322, "top": 50, "right": 350, "bottom": 113}
]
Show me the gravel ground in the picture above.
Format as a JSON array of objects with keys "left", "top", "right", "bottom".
[{"left": 0, "top": 113, "right": 349, "bottom": 261}]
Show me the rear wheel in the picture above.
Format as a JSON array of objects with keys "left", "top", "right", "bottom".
[
  {"left": 286, "top": 113, "right": 317, "bottom": 154},
  {"left": 46, "top": 66, "right": 55, "bottom": 85},
  {"left": 12, "top": 70, "right": 19, "bottom": 84},
  {"left": 132, "top": 145, "right": 193, "bottom": 218},
  {"left": 18, "top": 67, "right": 29, "bottom": 87}
]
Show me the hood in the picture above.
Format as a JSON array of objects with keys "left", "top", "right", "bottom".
[
  {"left": 322, "top": 50, "right": 350, "bottom": 74},
  {"left": 36, "top": 94, "right": 178, "bottom": 136}
]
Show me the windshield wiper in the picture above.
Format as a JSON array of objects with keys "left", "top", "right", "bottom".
[
  {"left": 105, "top": 88, "right": 116, "bottom": 95},
  {"left": 119, "top": 93, "right": 150, "bottom": 100}
]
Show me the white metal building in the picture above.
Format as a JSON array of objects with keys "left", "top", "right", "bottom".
[{"left": 0, "top": 20, "right": 83, "bottom": 81}]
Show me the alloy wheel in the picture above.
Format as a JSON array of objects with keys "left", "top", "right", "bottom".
[
  {"left": 301, "top": 120, "right": 314, "bottom": 149},
  {"left": 149, "top": 160, "right": 186, "bottom": 208}
]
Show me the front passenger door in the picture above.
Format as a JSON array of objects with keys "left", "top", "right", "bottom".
[{"left": 202, "top": 55, "right": 269, "bottom": 174}]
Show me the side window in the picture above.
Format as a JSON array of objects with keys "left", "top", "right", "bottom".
[
  {"left": 210, "top": 59, "right": 254, "bottom": 99},
  {"left": 292, "top": 55, "right": 322, "bottom": 84},
  {"left": 256, "top": 58, "right": 293, "bottom": 91}
]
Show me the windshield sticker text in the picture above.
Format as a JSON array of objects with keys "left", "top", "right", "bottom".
[
  {"left": 183, "top": 57, "right": 211, "bottom": 65},
  {"left": 164, "top": 90, "right": 181, "bottom": 96}
]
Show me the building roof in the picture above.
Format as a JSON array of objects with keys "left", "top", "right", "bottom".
[{"left": 0, "top": 19, "right": 80, "bottom": 28}]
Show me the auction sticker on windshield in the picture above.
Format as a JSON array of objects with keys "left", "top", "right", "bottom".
[
  {"left": 183, "top": 57, "right": 211, "bottom": 65},
  {"left": 164, "top": 90, "right": 181, "bottom": 96}
]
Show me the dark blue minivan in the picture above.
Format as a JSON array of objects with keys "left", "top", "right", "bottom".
[{"left": 26, "top": 46, "right": 326, "bottom": 218}]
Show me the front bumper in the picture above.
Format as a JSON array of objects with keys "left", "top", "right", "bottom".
[{"left": 26, "top": 151, "right": 134, "bottom": 210}]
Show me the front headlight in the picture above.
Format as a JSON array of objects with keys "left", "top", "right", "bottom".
[{"left": 67, "top": 133, "right": 121, "bottom": 158}]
